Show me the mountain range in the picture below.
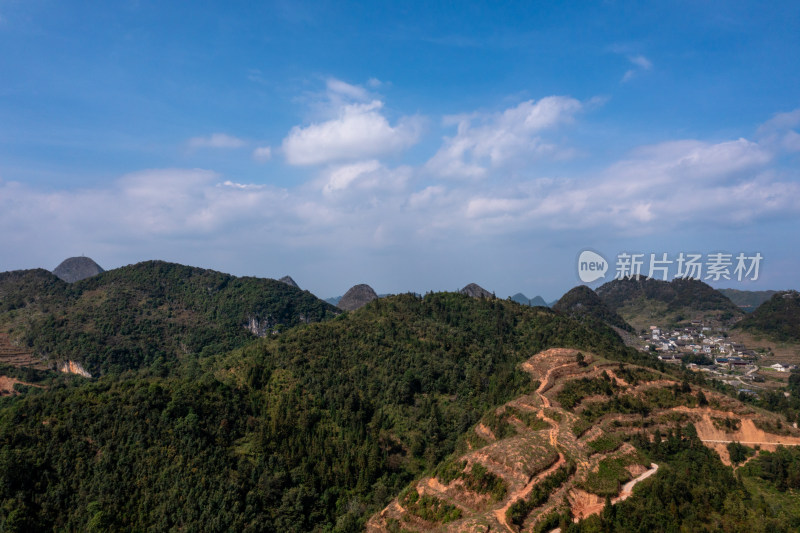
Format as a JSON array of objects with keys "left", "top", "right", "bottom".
[{"left": 0, "top": 258, "right": 799, "bottom": 531}]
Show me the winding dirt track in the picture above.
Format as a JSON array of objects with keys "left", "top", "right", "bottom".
[
  {"left": 616, "top": 463, "right": 658, "bottom": 501},
  {"left": 492, "top": 362, "right": 575, "bottom": 532}
]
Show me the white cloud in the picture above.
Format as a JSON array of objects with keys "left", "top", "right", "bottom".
[
  {"left": 426, "top": 96, "right": 583, "bottom": 178},
  {"left": 323, "top": 160, "right": 382, "bottom": 194},
  {"left": 252, "top": 146, "right": 272, "bottom": 161},
  {"left": 283, "top": 99, "right": 422, "bottom": 165},
  {"left": 320, "top": 160, "right": 412, "bottom": 198},
  {"left": 442, "top": 136, "right": 796, "bottom": 235},
  {"left": 187, "top": 133, "right": 246, "bottom": 149},
  {"left": 621, "top": 54, "right": 652, "bottom": 83},
  {"left": 756, "top": 108, "right": 800, "bottom": 152},
  {"left": 326, "top": 78, "right": 370, "bottom": 102},
  {"left": 628, "top": 55, "right": 652, "bottom": 70}
]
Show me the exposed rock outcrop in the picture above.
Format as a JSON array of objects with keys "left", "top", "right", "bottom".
[
  {"left": 58, "top": 360, "right": 91, "bottom": 378},
  {"left": 460, "top": 283, "right": 493, "bottom": 299},
  {"left": 278, "top": 276, "right": 299, "bottom": 289},
  {"left": 53, "top": 256, "right": 104, "bottom": 283},
  {"left": 337, "top": 284, "right": 378, "bottom": 311}
]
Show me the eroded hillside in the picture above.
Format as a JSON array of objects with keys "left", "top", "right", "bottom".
[{"left": 368, "top": 348, "right": 800, "bottom": 532}]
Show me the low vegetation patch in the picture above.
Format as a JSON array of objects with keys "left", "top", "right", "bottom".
[
  {"left": 587, "top": 433, "right": 623, "bottom": 454},
  {"left": 506, "top": 461, "right": 577, "bottom": 528},
  {"left": 712, "top": 416, "right": 741, "bottom": 432},
  {"left": 641, "top": 384, "right": 698, "bottom": 409},
  {"left": 753, "top": 417, "right": 792, "bottom": 436},
  {"left": 612, "top": 365, "right": 661, "bottom": 385},
  {"left": 727, "top": 442, "right": 755, "bottom": 465},
  {"left": 580, "top": 394, "right": 650, "bottom": 422},
  {"left": 481, "top": 408, "right": 517, "bottom": 439},
  {"left": 544, "top": 408, "right": 563, "bottom": 423},
  {"left": 399, "top": 489, "right": 462, "bottom": 524},
  {"left": 506, "top": 405, "right": 550, "bottom": 431},
  {"left": 434, "top": 460, "right": 506, "bottom": 500},
  {"left": 571, "top": 418, "right": 592, "bottom": 437},
  {"left": 580, "top": 452, "right": 648, "bottom": 497},
  {"left": 557, "top": 375, "right": 619, "bottom": 409}
]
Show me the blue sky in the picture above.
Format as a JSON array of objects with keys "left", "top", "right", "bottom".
[{"left": 1, "top": 1, "right": 799, "bottom": 300}]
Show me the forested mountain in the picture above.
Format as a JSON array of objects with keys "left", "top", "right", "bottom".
[
  {"left": 595, "top": 277, "right": 742, "bottom": 330},
  {"left": 0, "top": 261, "right": 338, "bottom": 374},
  {"left": 1, "top": 288, "right": 799, "bottom": 531},
  {"left": 0, "top": 292, "right": 645, "bottom": 531},
  {"left": 734, "top": 291, "right": 800, "bottom": 343},
  {"left": 553, "top": 285, "right": 633, "bottom": 332}
]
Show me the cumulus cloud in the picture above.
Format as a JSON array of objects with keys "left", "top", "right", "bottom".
[
  {"left": 426, "top": 96, "right": 583, "bottom": 178},
  {"left": 187, "top": 133, "right": 246, "bottom": 149},
  {"left": 320, "top": 160, "right": 412, "bottom": 197},
  {"left": 282, "top": 79, "right": 422, "bottom": 166},
  {"left": 0, "top": 169, "right": 288, "bottom": 248},
  {"left": 442, "top": 136, "right": 798, "bottom": 235},
  {"left": 756, "top": 108, "right": 800, "bottom": 152}
]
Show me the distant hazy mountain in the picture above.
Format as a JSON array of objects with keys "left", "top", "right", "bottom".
[
  {"left": 460, "top": 283, "right": 493, "bottom": 298},
  {"left": 718, "top": 288, "right": 778, "bottom": 312},
  {"left": 337, "top": 284, "right": 378, "bottom": 311},
  {"left": 530, "top": 295, "right": 548, "bottom": 307},
  {"left": 734, "top": 290, "right": 800, "bottom": 343},
  {"left": 52, "top": 256, "right": 104, "bottom": 283},
  {"left": 553, "top": 285, "right": 633, "bottom": 332},
  {"left": 325, "top": 296, "right": 342, "bottom": 306},
  {"left": 509, "top": 293, "right": 530, "bottom": 305},
  {"left": 595, "top": 277, "right": 741, "bottom": 330},
  {"left": 510, "top": 293, "right": 549, "bottom": 307}
]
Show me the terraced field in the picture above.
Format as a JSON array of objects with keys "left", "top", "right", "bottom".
[
  {"left": 367, "top": 347, "right": 800, "bottom": 532},
  {"left": 0, "top": 332, "right": 46, "bottom": 369}
]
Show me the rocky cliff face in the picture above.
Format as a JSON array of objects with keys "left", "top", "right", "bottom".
[
  {"left": 53, "top": 257, "right": 104, "bottom": 283},
  {"left": 337, "top": 284, "right": 378, "bottom": 311},
  {"left": 58, "top": 360, "right": 91, "bottom": 378},
  {"left": 460, "top": 283, "right": 493, "bottom": 299}
]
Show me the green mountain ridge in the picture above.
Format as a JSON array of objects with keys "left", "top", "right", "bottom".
[
  {"left": 0, "top": 261, "right": 339, "bottom": 374},
  {"left": 595, "top": 277, "right": 742, "bottom": 330},
  {"left": 0, "top": 292, "right": 644, "bottom": 531},
  {"left": 734, "top": 290, "right": 800, "bottom": 343},
  {"left": 552, "top": 285, "right": 634, "bottom": 332}
]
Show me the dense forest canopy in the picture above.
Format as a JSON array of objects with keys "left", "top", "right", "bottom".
[
  {"left": 0, "top": 292, "right": 644, "bottom": 531},
  {"left": 734, "top": 291, "right": 800, "bottom": 343}
]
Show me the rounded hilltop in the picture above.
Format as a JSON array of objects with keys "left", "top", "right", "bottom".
[
  {"left": 337, "top": 284, "right": 378, "bottom": 311},
  {"left": 52, "top": 256, "right": 104, "bottom": 283},
  {"left": 460, "top": 283, "right": 493, "bottom": 298}
]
